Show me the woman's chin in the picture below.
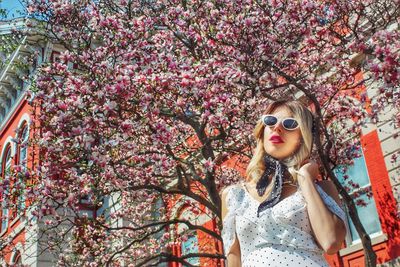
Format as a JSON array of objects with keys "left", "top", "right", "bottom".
[{"left": 265, "top": 149, "right": 293, "bottom": 161}]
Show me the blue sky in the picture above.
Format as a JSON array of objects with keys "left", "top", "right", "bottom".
[{"left": 0, "top": 0, "right": 25, "bottom": 19}]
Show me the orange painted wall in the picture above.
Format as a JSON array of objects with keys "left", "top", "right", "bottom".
[
  {"left": 197, "top": 219, "right": 224, "bottom": 267},
  {"left": 325, "top": 252, "right": 344, "bottom": 267},
  {"left": 361, "top": 130, "right": 400, "bottom": 261},
  {"left": 167, "top": 194, "right": 223, "bottom": 267},
  {"left": 325, "top": 129, "right": 399, "bottom": 266},
  {"left": 0, "top": 98, "right": 33, "bottom": 263},
  {"left": 341, "top": 242, "right": 389, "bottom": 267},
  {"left": 2, "top": 231, "right": 25, "bottom": 264}
]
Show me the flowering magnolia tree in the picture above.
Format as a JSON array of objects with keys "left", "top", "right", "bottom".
[{"left": 5, "top": 0, "right": 398, "bottom": 266}]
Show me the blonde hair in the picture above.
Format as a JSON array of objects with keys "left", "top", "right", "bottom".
[{"left": 245, "top": 100, "right": 315, "bottom": 184}]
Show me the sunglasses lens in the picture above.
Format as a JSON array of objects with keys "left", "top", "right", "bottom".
[
  {"left": 282, "top": 119, "right": 298, "bottom": 130},
  {"left": 263, "top": 115, "right": 277, "bottom": 126}
]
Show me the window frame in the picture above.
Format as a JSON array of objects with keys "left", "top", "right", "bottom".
[
  {"left": 1, "top": 142, "right": 12, "bottom": 234},
  {"left": 15, "top": 122, "right": 29, "bottom": 215},
  {"left": 335, "top": 146, "right": 382, "bottom": 247},
  {"left": 180, "top": 231, "right": 200, "bottom": 266},
  {"left": 9, "top": 122, "right": 30, "bottom": 225},
  {"left": 11, "top": 250, "right": 22, "bottom": 265},
  {"left": 177, "top": 205, "right": 201, "bottom": 265}
]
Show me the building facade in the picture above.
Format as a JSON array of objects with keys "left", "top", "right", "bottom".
[
  {"left": 0, "top": 19, "right": 68, "bottom": 266},
  {"left": 324, "top": 73, "right": 400, "bottom": 266}
]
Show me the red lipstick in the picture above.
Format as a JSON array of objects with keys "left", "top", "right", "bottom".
[{"left": 269, "top": 135, "right": 284, "bottom": 144}]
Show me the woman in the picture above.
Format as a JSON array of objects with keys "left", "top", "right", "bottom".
[{"left": 221, "top": 100, "right": 347, "bottom": 267}]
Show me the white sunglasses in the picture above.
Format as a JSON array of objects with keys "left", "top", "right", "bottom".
[{"left": 261, "top": 115, "right": 299, "bottom": 131}]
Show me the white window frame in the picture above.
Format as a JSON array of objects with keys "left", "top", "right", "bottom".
[
  {"left": 16, "top": 121, "right": 29, "bottom": 214},
  {"left": 336, "top": 147, "right": 382, "bottom": 248},
  {"left": 1, "top": 140, "right": 13, "bottom": 235}
]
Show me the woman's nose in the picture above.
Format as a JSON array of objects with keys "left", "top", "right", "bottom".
[{"left": 272, "top": 121, "right": 284, "bottom": 133}]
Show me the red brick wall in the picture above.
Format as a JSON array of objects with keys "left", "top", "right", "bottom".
[
  {"left": 330, "top": 130, "right": 400, "bottom": 266},
  {"left": 0, "top": 99, "right": 32, "bottom": 264},
  {"left": 361, "top": 130, "right": 400, "bottom": 261}
]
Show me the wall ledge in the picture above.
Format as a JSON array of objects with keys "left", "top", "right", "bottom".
[{"left": 339, "top": 232, "right": 387, "bottom": 256}]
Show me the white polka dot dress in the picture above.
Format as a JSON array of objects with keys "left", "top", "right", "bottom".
[{"left": 221, "top": 183, "right": 347, "bottom": 267}]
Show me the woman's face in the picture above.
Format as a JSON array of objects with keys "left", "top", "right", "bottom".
[{"left": 263, "top": 106, "right": 302, "bottom": 160}]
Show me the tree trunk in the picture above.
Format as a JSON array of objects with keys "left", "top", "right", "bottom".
[{"left": 330, "top": 176, "right": 377, "bottom": 267}]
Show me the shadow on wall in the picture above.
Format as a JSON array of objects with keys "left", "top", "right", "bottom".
[{"left": 376, "top": 187, "right": 400, "bottom": 263}]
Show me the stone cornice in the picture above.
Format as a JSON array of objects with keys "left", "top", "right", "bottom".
[{"left": 0, "top": 19, "right": 44, "bottom": 131}]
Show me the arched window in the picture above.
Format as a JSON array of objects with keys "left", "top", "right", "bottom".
[
  {"left": 1, "top": 143, "right": 12, "bottom": 233},
  {"left": 11, "top": 250, "right": 22, "bottom": 265},
  {"left": 181, "top": 231, "right": 200, "bottom": 265},
  {"left": 178, "top": 207, "right": 200, "bottom": 266},
  {"left": 15, "top": 123, "right": 29, "bottom": 214},
  {"left": 18, "top": 123, "right": 29, "bottom": 168}
]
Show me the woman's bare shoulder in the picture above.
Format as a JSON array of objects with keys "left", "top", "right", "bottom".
[
  {"left": 221, "top": 182, "right": 245, "bottom": 219},
  {"left": 220, "top": 182, "right": 244, "bottom": 197}
]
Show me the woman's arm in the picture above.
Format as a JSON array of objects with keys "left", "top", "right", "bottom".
[
  {"left": 297, "top": 162, "right": 347, "bottom": 254},
  {"left": 221, "top": 187, "right": 242, "bottom": 267},
  {"left": 226, "top": 238, "right": 241, "bottom": 267}
]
